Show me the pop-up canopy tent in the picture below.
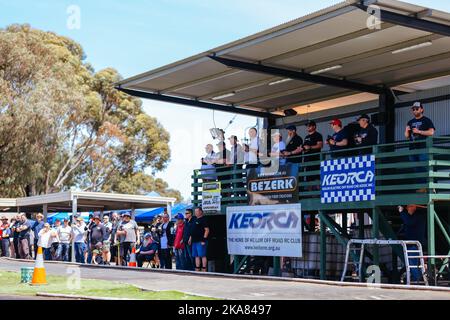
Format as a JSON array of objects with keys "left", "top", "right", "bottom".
[{"left": 46, "top": 212, "right": 91, "bottom": 224}]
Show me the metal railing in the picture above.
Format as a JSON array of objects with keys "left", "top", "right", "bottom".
[{"left": 192, "top": 137, "right": 450, "bottom": 212}]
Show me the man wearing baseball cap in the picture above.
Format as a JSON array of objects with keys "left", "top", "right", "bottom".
[
  {"left": 282, "top": 125, "right": 303, "bottom": 164},
  {"left": 89, "top": 214, "right": 107, "bottom": 264},
  {"left": 354, "top": 114, "right": 378, "bottom": 154},
  {"left": 302, "top": 120, "right": 323, "bottom": 190},
  {"left": 116, "top": 212, "right": 139, "bottom": 266},
  {"left": 405, "top": 102, "right": 435, "bottom": 145},
  {"left": 326, "top": 119, "right": 348, "bottom": 156},
  {"left": 136, "top": 233, "right": 158, "bottom": 267},
  {"left": 405, "top": 101, "right": 435, "bottom": 192}
]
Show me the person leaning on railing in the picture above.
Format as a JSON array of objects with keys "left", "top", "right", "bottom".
[
  {"left": 282, "top": 125, "right": 303, "bottom": 165},
  {"left": 326, "top": 119, "right": 349, "bottom": 158},
  {"left": 200, "top": 144, "right": 217, "bottom": 182},
  {"left": 404, "top": 101, "right": 435, "bottom": 193},
  {"left": 302, "top": 120, "right": 324, "bottom": 191},
  {"left": 353, "top": 114, "right": 378, "bottom": 155}
]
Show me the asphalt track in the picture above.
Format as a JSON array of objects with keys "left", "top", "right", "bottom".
[{"left": 0, "top": 258, "right": 449, "bottom": 300}]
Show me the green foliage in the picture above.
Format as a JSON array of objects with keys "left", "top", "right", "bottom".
[{"left": 0, "top": 24, "right": 179, "bottom": 200}]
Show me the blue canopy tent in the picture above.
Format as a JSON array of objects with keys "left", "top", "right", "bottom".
[
  {"left": 47, "top": 212, "right": 90, "bottom": 224},
  {"left": 135, "top": 203, "right": 193, "bottom": 223}
]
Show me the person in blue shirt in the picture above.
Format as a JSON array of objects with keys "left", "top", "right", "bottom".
[
  {"left": 31, "top": 213, "right": 45, "bottom": 258},
  {"left": 136, "top": 233, "right": 158, "bottom": 267},
  {"left": 326, "top": 119, "right": 348, "bottom": 158},
  {"left": 398, "top": 204, "right": 427, "bottom": 282}
]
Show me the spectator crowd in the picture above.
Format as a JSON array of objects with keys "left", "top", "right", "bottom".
[{"left": 0, "top": 207, "right": 210, "bottom": 272}]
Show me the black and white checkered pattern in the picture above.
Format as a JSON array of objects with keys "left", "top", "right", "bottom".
[
  {"left": 321, "top": 155, "right": 375, "bottom": 204},
  {"left": 321, "top": 155, "right": 374, "bottom": 173}
]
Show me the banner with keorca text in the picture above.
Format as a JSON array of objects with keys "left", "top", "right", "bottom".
[
  {"left": 226, "top": 204, "right": 302, "bottom": 257},
  {"left": 246, "top": 163, "right": 299, "bottom": 206},
  {"left": 321, "top": 155, "right": 375, "bottom": 204}
]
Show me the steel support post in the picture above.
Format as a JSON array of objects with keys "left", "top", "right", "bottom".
[
  {"left": 71, "top": 196, "right": 77, "bottom": 263},
  {"left": 427, "top": 201, "right": 436, "bottom": 268},
  {"left": 372, "top": 207, "right": 380, "bottom": 267},
  {"left": 319, "top": 211, "right": 327, "bottom": 280}
]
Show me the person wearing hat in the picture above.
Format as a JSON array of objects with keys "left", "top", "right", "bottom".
[
  {"left": 136, "top": 233, "right": 158, "bottom": 267},
  {"left": 326, "top": 119, "right": 348, "bottom": 155},
  {"left": 0, "top": 216, "right": 11, "bottom": 257},
  {"left": 37, "top": 222, "right": 58, "bottom": 261},
  {"left": 72, "top": 216, "right": 87, "bottom": 263},
  {"left": 116, "top": 212, "right": 139, "bottom": 266},
  {"left": 354, "top": 114, "right": 378, "bottom": 153},
  {"left": 302, "top": 121, "right": 324, "bottom": 190},
  {"left": 405, "top": 102, "right": 435, "bottom": 191},
  {"left": 89, "top": 214, "right": 107, "bottom": 264},
  {"left": 56, "top": 217, "right": 72, "bottom": 262},
  {"left": 302, "top": 120, "right": 323, "bottom": 158},
  {"left": 173, "top": 213, "right": 186, "bottom": 270},
  {"left": 282, "top": 125, "right": 303, "bottom": 164},
  {"left": 405, "top": 102, "right": 435, "bottom": 144},
  {"left": 269, "top": 131, "right": 286, "bottom": 166}
]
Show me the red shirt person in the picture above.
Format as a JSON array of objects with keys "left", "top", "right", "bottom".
[{"left": 173, "top": 214, "right": 186, "bottom": 270}]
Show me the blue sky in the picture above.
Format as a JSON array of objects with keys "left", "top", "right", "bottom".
[{"left": 1, "top": 0, "right": 449, "bottom": 200}]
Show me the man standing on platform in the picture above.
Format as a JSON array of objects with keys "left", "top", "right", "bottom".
[{"left": 282, "top": 125, "right": 303, "bottom": 165}]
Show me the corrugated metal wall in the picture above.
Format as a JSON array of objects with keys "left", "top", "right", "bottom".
[
  {"left": 395, "top": 97, "right": 450, "bottom": 141},
  {"left": 276, "top": 85, "right": 450, "bottom": 146}
]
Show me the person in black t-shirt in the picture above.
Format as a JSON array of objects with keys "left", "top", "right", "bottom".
[
  {"left": 354, "top": 114, "right": 378, "bottom": 155},
  {"left": 302, "top": 120, "right": 323, "bottom": 188},
  {"left": 189, "top": 207, "right": 210, "bottom": 272},
  {"left": 303, "top": 120, "right": 323, "bottom": 160},
  {"left": 326, "top": 119, "right": 348, "bottom": 158},
  {"left": 282, "top": 125, "right": 303, "bottom": 164},
  {"left": 405, "top": 102, "right": 435, "bottom": 191},
  {"left": 405, "top": 102, "right": 435, "bottom": 147}
]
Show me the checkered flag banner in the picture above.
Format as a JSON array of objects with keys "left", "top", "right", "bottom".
[{"left": 321, "top": 155, "right": 375, "bottom": 204}]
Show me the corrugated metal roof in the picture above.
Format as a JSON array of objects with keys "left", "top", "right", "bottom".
[{"left": 118, "top": 0, "right": 450, "bottom": 117}]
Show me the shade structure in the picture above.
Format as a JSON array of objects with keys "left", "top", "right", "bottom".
[{"left": 117, "top": 0, "right": 450, "bottom": 118}]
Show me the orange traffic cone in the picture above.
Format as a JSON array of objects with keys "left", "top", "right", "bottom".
[
  {"left": 128, "top": 246, "right": 137, "bottom": 267},
  {"left": 31, "top": 247, "right": 47, "bottom": 285}
]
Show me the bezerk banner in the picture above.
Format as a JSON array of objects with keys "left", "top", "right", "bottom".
[{"left": 246, "top": 163, "right": 299, "bottom": 206}]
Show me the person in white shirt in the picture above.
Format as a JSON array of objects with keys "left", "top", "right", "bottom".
[
  {"left": 38, "top": 223, "right": 58, "bottom": 260},
  {"left": 56, "top": 218, "right": 72, "bottom": 262},
  {"left": 72, "top": 217, "right": 86, "bottom": 263},
  {"left": 269, "top": 132, "right": 287, "bottom": 166},
  {"left": 200, "top": 144, "right": 217, "bottom": 182},
  {"left": 248, "top": 128, "right": 259, "bottom": 167}
]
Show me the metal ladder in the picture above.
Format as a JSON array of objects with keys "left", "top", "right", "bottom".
[
  {"left": 341, "top": 241, "right": 366, "bottom": 282},
  {"left": 341, "top": 239, "right": 429, "bottom": 285}
]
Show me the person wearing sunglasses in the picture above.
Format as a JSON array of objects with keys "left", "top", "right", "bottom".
[
  {"left": 405, "top": 101, "right": 435, "bottom": 192},
  {"left": 405, "top": 102, "right": 435, "bottom": 144}
]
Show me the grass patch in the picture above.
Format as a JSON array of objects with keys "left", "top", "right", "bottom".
[{"left": 0, "top": 271, "right": 215, "bottom": 300}]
